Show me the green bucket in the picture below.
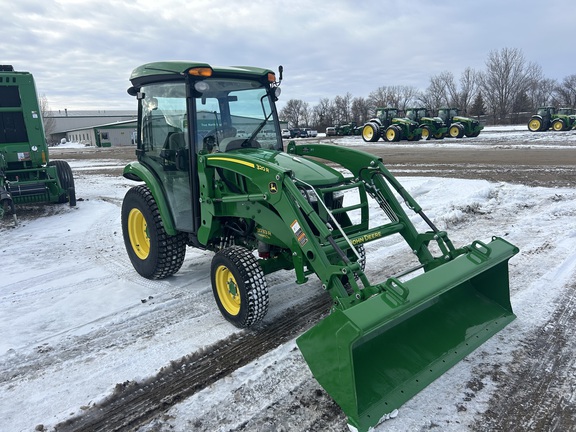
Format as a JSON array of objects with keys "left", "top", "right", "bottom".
[{"left": 297, "top": 237, "right": 518, "bottom": 432}]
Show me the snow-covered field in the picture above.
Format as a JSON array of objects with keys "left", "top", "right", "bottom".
[{"left": 1, "top": 127, "right": 576, "bottom": 431}]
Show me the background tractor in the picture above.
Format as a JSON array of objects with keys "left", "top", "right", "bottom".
[
  {"left": 121, "top": 61, "right": 518, "bottom": 432},
  {"left": 335, "top": 121, "right": 362, "bottom": 136},
  {"left": 528, "top": 106, "right": 576, "bottom": 131},
  {"left": 361, "top": 107, "right": 422, "bottom": 142},
  {"left": 437, "top": 107, "right": 483, "bottom": 138},
  {"left": 405, "top": 107, "right": 447, "bottom": 140},
  {"left": 0, "top": 65, "right": 75, "bottom": 223}
]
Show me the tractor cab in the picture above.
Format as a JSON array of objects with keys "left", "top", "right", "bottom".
[
  {"left": 537, "top": 106, "right": 555, "bottom": 118},
  {"left": 125, "top": 62, "right": 284, "bottom": 234},
  {"left": 437, "top": 107, "right": 459, "bottom": 124}
]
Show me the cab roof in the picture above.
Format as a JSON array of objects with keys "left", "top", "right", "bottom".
[{"left": 129, "top": 61, "right": 274, "bottom": 87}]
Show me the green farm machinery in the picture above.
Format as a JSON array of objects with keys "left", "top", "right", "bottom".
[
  {"left": 0, "top": 65, "right": 75, "bottom": 223},
  {"left": 335, "top": 122, "right": 362, "bottom": 136},
  {"left": 528, "top": 106, "right": 576, "bottom": 131},
  {"left": 121, "top": 61, "right": 518, "bottom": 432},
  {"left": 405, "top": 107, "right": 447, "bottom": 140},
  {"left": 361, "top": 107, "right": 422, "bottom": 142},
  {"left": 437, "top": 107, "right": 483, "bottom": 138}
]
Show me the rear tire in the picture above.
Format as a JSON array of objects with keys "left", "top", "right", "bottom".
[
  {"left": 211, "top": 246, "right": 269, "bottom": 328},
  {"left": 49, "top": 160, "right": 76, "bottom": 206},
  {"left": 528, "top": 117, "right": 543, "bottom": 132},
  {"left": 362, "top": 123, "right": 380, "bottom": 142},
  {"left": 121, "top": 185, "right": 187, "bottom": 279}
]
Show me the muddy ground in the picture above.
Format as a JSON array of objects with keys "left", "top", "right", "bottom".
[{"left": 50, "top": 137, "right": 576, "bottom": 188}]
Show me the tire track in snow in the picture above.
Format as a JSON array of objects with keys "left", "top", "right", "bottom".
[
  {"left": 52, "top": 292, "right": 333, "bottom": 432},
  {"left": 472, "top": 252, "right": 576, "bottom": 431}
]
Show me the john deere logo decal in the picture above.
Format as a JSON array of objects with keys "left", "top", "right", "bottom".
[{"left": 269, "top": 182, "right": 278, "bottom": 194}]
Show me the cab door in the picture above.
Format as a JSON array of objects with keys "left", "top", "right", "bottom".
[{"left": 138, "top": 82, "right": 194, "bottom": 232}]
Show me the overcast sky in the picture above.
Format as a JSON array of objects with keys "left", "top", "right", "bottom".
[{"left": 3, "top": 0, "right": 574, "bottom": 112}]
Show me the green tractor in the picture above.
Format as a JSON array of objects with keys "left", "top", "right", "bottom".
[
  {"left": 361, "top": 107, "right": 422, "bottom": 142},
  {"left": 0, "top": 65, "right": 75, "bottom": 223},
  {"left": 528, "top": 106, "right": 576, "bottom": 131},
  {"left": 335, "top": 121, "right": 361, "bottom": 136},
  {"left": 437, "top": 107, "right": 483, "bottom": 138},
  {"left": 121, "top": 61, "right": 518, "bottom": 432},
  {"left": 405, "top": 107, "right": 447, "bottom": 140}
]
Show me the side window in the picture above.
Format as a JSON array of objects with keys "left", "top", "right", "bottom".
[{"left": 140, "top": 83, "right": 187, "bottom": 156}]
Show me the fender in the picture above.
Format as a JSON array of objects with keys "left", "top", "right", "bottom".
[{"left": 123, "top": 161, "right": 177, "bottom": 235}]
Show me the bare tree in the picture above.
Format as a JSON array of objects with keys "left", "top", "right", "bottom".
[
  {"left": 555, "top": 74, "right": 576, "bottom": 107},
  {"left": 479, "top": 47, "right": 542, "bottom": 123},
  {"left": 312, "top": 97, "right": 335, "bottom": 131},
  {"left": 350, "top": 97, "right": 370, "bottom": 125},
  {"left": 333, "top": 93, "right": 353, "bottom": 125},
  {"left": 459, "top": 67, "right": 479, "bottom": 114},
  {"left": 420, "top": 76, "right": 449, "bottom": 113},
  {"left": 279, "top": 99, "right": 307, "bottom": 128},
  {"left": 368, "top": 85, "right": 418, "bottom": 114},
  {"left": 39, "top": 94, "right": 56, "bottom": 140},
  {"left": 526, "top": 78, "right": 558, "bottom": 109}
]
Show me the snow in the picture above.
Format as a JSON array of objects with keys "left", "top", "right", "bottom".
[{"left": 1, "top": 127, "right": 576, "bottom": 431}]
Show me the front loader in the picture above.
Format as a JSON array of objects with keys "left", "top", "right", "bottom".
[{"left": 121, "top": 61, "right": 518, "bottom": 432}]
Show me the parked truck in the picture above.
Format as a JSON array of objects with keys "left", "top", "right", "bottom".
[
  {"left": 405, "top": 107, "right": 447, "bottom": 140},
  {"left": 0, "top": 65, "right": 75, "bottom": 223},
  {"left": 361, "top": 107, "right": 422, "bottom": 142},
  {"left": 120, "top": 61, "right": 518, "bottom": 432},
  {"left": 437, "top": 107, "right": 483, "bottom": 138}
]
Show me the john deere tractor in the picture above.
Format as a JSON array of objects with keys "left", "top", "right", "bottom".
[
  {"left": 335, "top": 121, "right": 361, "bottom": 136},
  {"left": 437, "top": 107, "right": 483, "bottom": 138},
  {"left": 121, "top": 61, "right": 518, "bottom": 432},
  {"left": 405, "top": 107, "right": 447, "bottom": 140},
  {"left": 361, "top": 107, "right": 421, "bottom": 142},
  {"left": 0, "top": 65, "right": 75, "bottom": 223},
  {"left": 528, "top": 106, "right": 576, "bottom": 131}
]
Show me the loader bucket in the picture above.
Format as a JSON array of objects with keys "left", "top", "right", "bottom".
[{"left": 297, "top": 237, "right": 518, "bottom": 432}]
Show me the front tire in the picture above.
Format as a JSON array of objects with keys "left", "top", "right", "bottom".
[
  {"left": 421, "top": 126, "right": 431, "bottom": 140},
  {"left": 121, "top": 185, "right": 187, "bottom": 279},
  {"left": 385, "top": 125, "right": 401, "bottom": 142},
  {"left": 211, "top": 246, "right": 269, "bottom": 328},
  {"left": 552, "top": 119, "right": 565, "bottom": 131},
  {"left": 449, "top": 124, "right": 465, "bottom": 138}
]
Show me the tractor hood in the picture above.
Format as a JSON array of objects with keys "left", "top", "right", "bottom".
[{"left": 216, "top": 148, "right": 344, "bottom": 186}]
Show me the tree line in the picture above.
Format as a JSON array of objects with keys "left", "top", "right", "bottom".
[{"left": 279, "top": 47, "right": 576, "bottom": 131}]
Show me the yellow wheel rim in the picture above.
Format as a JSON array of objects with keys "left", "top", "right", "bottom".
[
  {"left": 128, "top": 208, "right": 150, "bottom": 260},
  {"left": 215, "top": 265, "right": 241, "bottom": 316},
  {"left": 528, "top": 119, "right": 541, "bottom": 131},
  {"left": 386, "top": 129, "right": 396, "bottom": 141},
  {"left": 449, "top": 126, "right": 460, "bottom": 137},
  {"left": 362, "top": 126, "right": 374, "bottom": 141},
  {"left": 553, "top": 121, "right": 563, "bottom": 131},
  {"left": 422, "top": 128, "right": 429, "bottom": 139}
]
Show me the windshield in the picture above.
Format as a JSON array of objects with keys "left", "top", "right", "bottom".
[
  {"left": 193, "top": 78, "right": 282, "bottom": 153},
  {"left": 138, "top": 78, "right": 282, "bottom": 156}
]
